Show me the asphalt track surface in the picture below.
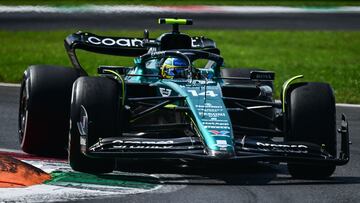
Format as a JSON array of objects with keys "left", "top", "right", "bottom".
[
  {"left": 1, "top": 8, "right": 360, "bottom": 202},
  {"left": 1, "top": 85, "right": 360, "bottom": 202},
  {"left": 1, "top": 12, "right": 360, "bottom": 30}
]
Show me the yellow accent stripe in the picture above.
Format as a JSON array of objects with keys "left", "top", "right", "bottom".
[
  {"left": 164, "top": 104, "right": 177, "bottom": 109},
  {"left": 186, "top": 112, "right": 202, "bottom": 138},
  {"left": 159, "top": 18, "right": 188, "bottom": 25},
  {"left": 103, "top": 69, "right": 125, "bottom": 106},
  {"left": 163, "top": 64, "right": 186, "bottom": 68},
  {"left": 282, "top": 75, "right": 304, "bottom": 112}
]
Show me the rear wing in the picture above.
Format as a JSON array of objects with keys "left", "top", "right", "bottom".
[{"left": 64, "top": 31, "right": 216, "bottom": 73}]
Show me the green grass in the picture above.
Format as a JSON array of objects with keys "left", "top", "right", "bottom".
[
  {"left": 1, "top": 0, "right": 360, "bottom": 6},
  {"left": 0, "top": 30, "right": 359, "bottom": 103}
]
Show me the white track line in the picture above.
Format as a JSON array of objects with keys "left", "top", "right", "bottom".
[
  {"left": 0, "top": 5, "right": 360, "bottom": 14},
  {"left": 0, "top": 82, "right": 20, "bottom": 87},
  {"left": 0, "top": 148, "right": 23, "bottom": 153},
  {"left": 1, "top": 83, "right": 359, "bottom": 107},
  {"left": 336, "top": 103, "right": 360, "bottom": 108}
]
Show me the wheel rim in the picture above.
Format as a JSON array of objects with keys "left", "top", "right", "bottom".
[{"left": 18, "top": 80, "right": 28, "bottom": 144}]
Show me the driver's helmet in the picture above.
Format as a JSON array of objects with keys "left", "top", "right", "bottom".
[{"left": 160, "top": 57, "right": 189, "bottom": 79}]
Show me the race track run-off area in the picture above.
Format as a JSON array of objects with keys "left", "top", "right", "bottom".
[{"left": 0, "top": 150, "right": 176, "bottom": 202}]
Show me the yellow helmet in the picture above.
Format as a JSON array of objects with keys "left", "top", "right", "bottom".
[{"left": 161, "top": 57, "right": 189, "bottom": 79}]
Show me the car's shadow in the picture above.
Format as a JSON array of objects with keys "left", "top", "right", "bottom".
[{"left": 110, "top": 159, "right": 360, "bottom": 186}]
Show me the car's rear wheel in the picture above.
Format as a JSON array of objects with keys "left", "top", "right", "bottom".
[
  {"left": 19, "top": 65, "right": 79, "bottom": 157},
  {"left": 285, "top": 82, "right": 336, "bottom": 179},
  {"left": 69, "top": 76, "right": 121, "bottom": 173}
]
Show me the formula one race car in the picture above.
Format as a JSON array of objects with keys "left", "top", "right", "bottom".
[{"left": 19, "top": 18, "right": 350, "bottom": 178}]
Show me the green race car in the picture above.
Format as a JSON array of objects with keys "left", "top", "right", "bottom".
[{"left": 19, "top": 18, "right": 350, "bottom": 178}]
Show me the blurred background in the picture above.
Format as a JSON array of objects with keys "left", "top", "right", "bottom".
[{"left": 0, "top": 0, "right": 359, "bottom": 103}]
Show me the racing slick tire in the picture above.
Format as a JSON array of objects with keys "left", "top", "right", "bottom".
[
  {"left": 19, "top": 65, "right": 79, "bottom": 157},
  {"left": 69, "top": 76, "right": 120, "bottom": 173},
  {"left": 285, "top": 82, "right": 336, "bottom": 179}
]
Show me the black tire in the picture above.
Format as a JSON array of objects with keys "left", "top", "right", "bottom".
[
  {"left": 69, "top": 76, "right": 120, "bottom": 173},
  {"left": 285, "top": 82, "right": 336, "bottom": 179},
  {"left": 19, "top": 65, "right": 79, "bottom": 157}
]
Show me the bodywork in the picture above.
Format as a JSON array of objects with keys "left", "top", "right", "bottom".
[{"left": 64, "top": 23, "right": 350, "bottom": 166}]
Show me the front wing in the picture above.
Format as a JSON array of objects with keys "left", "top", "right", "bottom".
[{"left": 81, "top": 115, "right": 350, "bottom": 166}]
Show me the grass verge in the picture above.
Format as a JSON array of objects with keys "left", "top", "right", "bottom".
[
  {"left": 0, "top": 30, "right": 359, "bottom": 103},
  {"left": 0, "top": 0, "right": 360, "bottom": 7}
]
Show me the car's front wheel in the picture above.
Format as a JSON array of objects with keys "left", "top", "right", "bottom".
[
  {"left": 68, "top": 76, "right": 121, "bottom": 173},
  {"left": 285, "top": 82, "right": 337, "bottom": 179}
]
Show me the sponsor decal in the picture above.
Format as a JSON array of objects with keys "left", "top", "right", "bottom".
[
  {"left": 250, "top": 71, "right": 275, "bottom": 80},
  {"left": 77, "top": 105, "right": 88, "bottom": 136},
  {"left": 191, "top": 37, "right": 201, "bottom": 48},
  {"left": 215, "top": 140, "right": 231, "bottom": 148},
  {"left": 113, "top": 140, "right": 174, "bottom": 145},
  {"left": 196, "top": 105, "right": 224, "bottom": 113},
  {"left": 87, "top": 36, "right": 143, "bottom": 47},
  {"left": 90, "top": 140, "right": 175, "bottom": 151},
  {"left": 113, "top": 145, "right": 173, "bottom": 149},
  {"left": 159, "top": 87, "right": 172, "bottom": 97},
  {"left": 209, "top": 130, "right": 230, "bottom": 136},
  {"left": 196, "top": 104, "right": 222, "bottom": 109},
  {"left": 198, "top": 108, "right": 223, "bottom": 112},
  {"left": 80, "top": 136, "right": 86, "bottom": 147},
  {"left": 151, "top": 51, "right": 166, "bottom": 57},
  {"left": 201, "top": 118, "right": 228, "bottom": 122},
  {"left": 199, "top": 112, "right": 226, "bottom": 117},
  {"left": 205, "top": 126, "right": 231, "bottom": 130},
  {"left": 85, "top": 35, "right": 210, "bottom": 49},
  {"left": 203, "top": 122, "right": 229, "bottom": 126},
  {"left": 256, "top": 142, "right": 308, "bottom": 154},
  {"left": 191, "top": 80, "right": 216, "bottom": 85},
  {"left": 77, "top": 106, "right": 88, "bottom": 147},
  {"left": 204, "top": 122, "right": 230, "bottom": 130}
]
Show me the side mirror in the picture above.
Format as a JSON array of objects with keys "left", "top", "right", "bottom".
[
  {"left": 143, "top": 29, "right": 149, "bottom": 42},
  {"left": 142, "top": 29, "right": 160, "bottom": 48}
]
